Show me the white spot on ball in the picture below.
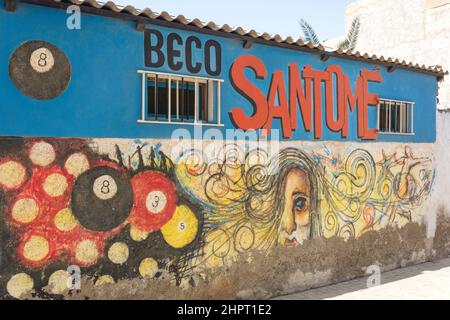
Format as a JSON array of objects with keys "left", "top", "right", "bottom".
[
  {"left": 30, "top": 48, "right": 55, "bottom": 73},
  {"left": 178, "top": 221, "right": 186, "bottom": 232},
  {"left": 145, "top": 191, "right": 167, "bottom": 214},
  {"left": 29, "top": 141, "right": 55, "bottom": 167},
  {"left": 93, "top": 175, "right": 118, "bottom": 200}
]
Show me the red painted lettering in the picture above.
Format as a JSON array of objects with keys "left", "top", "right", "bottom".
[
  {"left": 229, "top": 55, "right": 383, "bottom": 140},
  {"left": 289, "top": 63, "right": 312, "bottom": 133},
  {"left": 264, "top": 70, "right": 292, "bottom": 138},
  {"left": 229, "top": 55, "right": 268, "bottom": 130}
]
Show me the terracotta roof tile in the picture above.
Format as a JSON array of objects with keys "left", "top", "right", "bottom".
[{"left": 22, "top": 0, "right": 448, "bottom": 77}]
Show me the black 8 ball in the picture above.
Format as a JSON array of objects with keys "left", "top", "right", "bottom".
[
  {"left": 71, "top": 166, "right": 134, "bottom": 232},
  {"left": 9, "top": 40, "right": 71, "bottom": 100}
]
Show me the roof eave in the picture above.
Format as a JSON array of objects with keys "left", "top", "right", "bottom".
[{"left": 8, "top": 0, "right": 448, "bottom": 78}]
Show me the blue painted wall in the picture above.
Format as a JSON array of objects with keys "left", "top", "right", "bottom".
[{"left": 0, "top": 1, "right": 437, "bottom": 142}]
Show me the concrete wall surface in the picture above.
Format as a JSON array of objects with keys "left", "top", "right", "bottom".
[
  {"left": 346, "top": 0, "right": 450, "bottom": 110},
  {"left": 1, "top": 136, "right": 448, "bottom": 299},
  {"left": 345, "top": 0, "right": 450, "bottom": 240}
]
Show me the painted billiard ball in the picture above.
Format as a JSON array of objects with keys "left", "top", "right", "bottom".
[
  {"left": 71, "top": 166, "right": 133, "bottom": 232},
  {"left": 9, "top": 40, "right": 71, "bottom": 100}
]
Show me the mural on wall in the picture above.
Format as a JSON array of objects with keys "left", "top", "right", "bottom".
[
  {"left": 176, "top": 142, "right": 434, "bottom": 271},
  {"left": 0, "top": 137, "right": 434, "bottom": 299}
]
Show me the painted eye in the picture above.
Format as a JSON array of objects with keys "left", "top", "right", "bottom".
[{"left": 293, "top": 196, "right": 307, "bottom": 213}]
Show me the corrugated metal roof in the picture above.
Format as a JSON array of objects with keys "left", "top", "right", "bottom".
[{"left": 18, "top": 0, "right": 448, "bottom": 77}]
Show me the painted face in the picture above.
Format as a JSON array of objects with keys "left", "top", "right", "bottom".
[{"left": 278, "top": 168, "right": 311, "bottom": 247}]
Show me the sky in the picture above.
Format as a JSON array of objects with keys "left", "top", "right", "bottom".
[{"left": 119, "top": 0, "right": 356, "bottom": 41}]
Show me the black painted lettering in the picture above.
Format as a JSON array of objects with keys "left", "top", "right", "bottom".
[
  {"left": 167, "top": 33, "right": 183, "bottom": 71},
  {"left": 186, "top": 36, "right": 202, "bottom": 74},
  {"left": 205, "top": 40, "right": 222, "bottom": 76},
  {"left": 144, "top": 29, "right": 164, "bottom": 68}
]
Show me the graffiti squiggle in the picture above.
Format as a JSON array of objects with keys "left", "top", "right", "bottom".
[
  {"left": 0, "top": 137, "right": 434, "bottom": 298},
  {"left": 178, "top": 144, "right": 434, "bottom": 268}
]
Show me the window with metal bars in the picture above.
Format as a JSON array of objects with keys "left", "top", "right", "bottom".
[
  {"left": 378, "top": 99, "right": 414, "bottom": 134},
  {"left": 138, "top": 70, "right": 223, "bottom": 126}
]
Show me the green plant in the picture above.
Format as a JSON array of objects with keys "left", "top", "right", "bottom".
[
  {"left": 337, "top": 17, "right": 360, "bottom": 51},
  {"left": 299, "top": 17, "right": 361, "bottom": 51},
  {"left": 299, "top": 19, "right": 321, "bottom": 45}
]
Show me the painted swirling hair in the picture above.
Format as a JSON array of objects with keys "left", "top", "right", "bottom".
[{"left": 199, "top": 146, "right": 326, "bottom": 251}]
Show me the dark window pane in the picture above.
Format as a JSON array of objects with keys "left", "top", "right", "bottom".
[
  {"left": 379, "top": 102, "right": 388, "bottom": 132},
  {"left": 144, "top": 75, "right": 217, "bottom": 124},
  {"left": 169, "top": 84, "right": 177, "bottom": 117},
  {"left": 379, "top": 100, "right": 413, "bottom": 134},
  {"left": 147, "top": 78, "right": 168, "bottom": 120},
  {"left": 147, "top": 79, "right": 179, "bottom": 121},
  {"left": 185, "top": 83, "right": 195, "bottom": 120},
  {"left": 390, "top": 103, "right": 398, "bottom": 132},
  {"left": 179, "top": 81, "right": 195, "bottom": 121}
]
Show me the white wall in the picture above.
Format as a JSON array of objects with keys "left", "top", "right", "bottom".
[
  {"left": 427, "top": 111, "right": 450, "bottom": 235},
  {"left": 345, "top": 0, "right": 449, "bottom": 110},
  {"left": 345, "top": 0, "right": 450, "bottom": 238}
]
